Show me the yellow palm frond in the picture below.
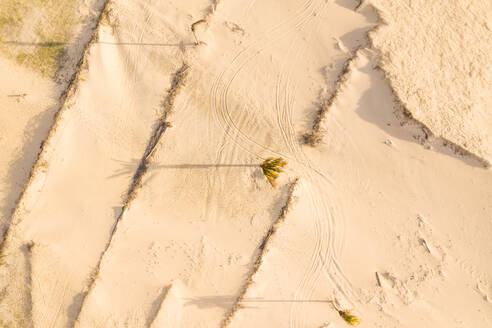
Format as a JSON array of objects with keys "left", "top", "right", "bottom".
[
  {"left": 261, "top": 157, "right": 287, "bottom": 188},
  {"left": 339, "top": 310, "right": 360, "bottom": 326}
]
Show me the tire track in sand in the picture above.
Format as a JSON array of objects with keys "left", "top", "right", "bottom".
[
  {"left": 269, "top": 4, "right": 343, "bottom": 327},
  {"left": 210, "top": 0, "right": 322, "bottom": 161},
  {"left": 269, "top": 3, "right": 364, "bottom": 326},
  {"left": 207, "top": 2, "right": 334, "bottom": 327},
  {"left": 209, "top": 0, "right": 359, "bottom": 326}
]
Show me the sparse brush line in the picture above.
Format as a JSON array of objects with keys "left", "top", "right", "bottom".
[
  {"left": 302, "top": 49, "right": 362, "bottom": 146},
  {"left": 126, "top": 62, "right": 189, "bottom": 201},
  {"left": 365, "top": 4, "right": 490, "bottom": 168},
  {"left": 72, "top": 62, "right": 190, "bottom": 327},
  {"left": 220, "top": 179, "right": 299, "bottom": 328}
]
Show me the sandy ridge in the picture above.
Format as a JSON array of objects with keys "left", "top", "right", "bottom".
[
  {"left": 303, "top": 48, "right": 363, "bottom": 146},
  {"left": 220, "top": 179, "right": 299, "bottom": 327},
  {"left": 72, "top": 0, "right": 228, "bottom": 321},
  {"left": 146, "top": 285, "right": 171, "bottom": 328},
  {"left": 72, "top": 62, "right": 190, "bottom": 325},
  {"left": 74, "top": 0, "right": 224, "bottom": 323},
  {"left": 0, "top": 0, "right": 112, "bottom": 249},
  {"left": 0, "top": 2, "right": 111, "bottom": 326}
]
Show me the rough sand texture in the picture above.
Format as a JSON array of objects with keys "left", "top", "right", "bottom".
[
  {"left": 369, "top": 0, "right": 492, "bottom": 164},
  {"left": 0, "top": 0, "right": 491, "bottom": 327}
]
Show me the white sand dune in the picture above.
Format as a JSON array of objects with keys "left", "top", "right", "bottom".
[
  {"left": 0, "top": 0, "right": 491, "bottom": 327},
  {"left": 369, "top": 0, "right": 492, "bottom": 164}
]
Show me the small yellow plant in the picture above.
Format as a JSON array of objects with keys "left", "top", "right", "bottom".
[
  {"left": 338, "top": 310, "right": 360, "bottom": 326},
  {"left": 261, "top": 157, "right": 287, "bottom": 187}
]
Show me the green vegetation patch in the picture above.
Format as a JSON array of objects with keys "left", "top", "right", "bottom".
[{"left": 0, "top": 0, "right": 79, "bottom": 77}]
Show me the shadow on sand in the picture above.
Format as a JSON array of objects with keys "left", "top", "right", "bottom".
[
  {"left": 2, "top": 40, "right": 196, "bottom": 47},
  {"left": 108, "top": 159, "right": 258, "bottom": 179},
  {"left": 355, "top": 56, "right": 487, "bottom": 168},
  {"left": 184, "top": 295, "right": 330, "bottom": 310}
]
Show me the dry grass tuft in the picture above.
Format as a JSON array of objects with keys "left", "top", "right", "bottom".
[
  {"left": 302, "top": 98, "right": 330, "bottom": 146},
  {"left": 161, "top": 63, "right": 190, "bottom": 116},
  {"left": 302, "top": 131, "right": 323, "bottom": 147}
]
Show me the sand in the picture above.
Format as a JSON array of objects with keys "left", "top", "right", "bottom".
[{"left": 0, "top": 0, "right": 491, "bottom": 327}]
